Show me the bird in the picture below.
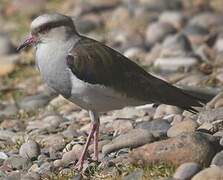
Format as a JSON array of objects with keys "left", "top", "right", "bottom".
[{"left": 17, "top": 13, "right": 206, "bottom": 171}]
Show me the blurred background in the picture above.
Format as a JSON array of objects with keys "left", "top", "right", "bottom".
[{"left": 1, "top": 0, "right": 223, "bottom": 179}]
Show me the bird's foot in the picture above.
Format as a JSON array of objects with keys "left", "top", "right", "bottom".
[
  {"left": 74, "top": 160, "right": 84, "bottom": 171},
  {"left": 91, "top": 155, "right": 99, "bottom": 162}
]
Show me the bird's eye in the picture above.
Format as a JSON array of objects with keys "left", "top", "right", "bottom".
[{"left": 39, "top": 26, "right": 51, "bottom": 34}]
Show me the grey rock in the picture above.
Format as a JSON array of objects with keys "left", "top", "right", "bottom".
[
  {"left": 192, "top": 166, "right": 223, "bottom": 180},
  {"left": 27, "top": 115, "right": 63, "bottom": 132},
  {"left": 213, "top": 130, "right": 223, "bottom": 137},
  {"left": 112, "top": 119, "right": 133, "bottom": 134},
  {"left": 154, "top": 57, "right": 198, "bottom": 72},
  {"left": 139, "top": 0, "right": 182, "bottom": 11},
  {"left": 3, "top": 155, "right": 32, "bottom": 170},
  {"left": 159, "top": 11, "right": 186, "bottom": 29},
  {"left": 41, "top": 134, "right": 65, "bottom": 152},
  {"left": 74, "top": 15, "right": 103, "bottom": 33},
  {"left": 0, "top": 32, "right": 15, "bottom": 55},
  {"left": 0, "top": 104, "right": 18, "bottom": 120},
  {"left": 215, "top": 38, "right": 223, "bottom": 52},
  {"left": 189, "top": 12, "right": 222, "bottom": 29},
  {"left": 167, "top": 119, "right": 198, "bottom": 138},
  {"left": 146, "top": 22, "right": 176, "bottom": 45},
  {"left": 136, "top": 119, "right": 171, "bottom": 138},
  {"left": 0, "top": 130, "right": 16, "bottom": 141},
  {"left": 211, "top": 150, "right": 223, "bottom": 166},
  {"left": 21, "top": 172, "right": 40, "bottom": 180},
  {"left": 62, "top": 144, "right": 84, "bottom": 166},
  {"left": 183, "top": 25, "right": 209, "bottom": 36},
  {"left": 38, "top": 162, "right": 53, "bottom": 175},
  {"left": 19, "top": 140, "right": 40, "bottom": 160},
  {"left": 4, "top": 172, "right": 21, "bottom": 180},
  {"left": 89, "top": 140, "right": 110, "bottom": 154},
  {"left": 173, "top": 162, "right": 202, "bottom": 180},
  {"left": 154, "top": 104, "right": 183, "bottom": 119},
  {"left": 161, "top": 33, "right": 193, "bottom": 57},
  {"left": 0, "top": 152, "right": 8, "bottom": 160},
  {"left": 102, "top": 128, "right": 154, "bottom": 155},
  {"left": 220, "top": 137, "right": 223, "bottom": 146},
  {"left": 9, "top": 0, "right": 46, "bottom": 16},
  {"left": 197, "top": 108, "right": 223, "bottom": 124},
  {"left": 123, "top": 169, "right": 144, "bottom": 180},
  {"left": 17, "top": 92, "right": 56, "bottom": 111}
]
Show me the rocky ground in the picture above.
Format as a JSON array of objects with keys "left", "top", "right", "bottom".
[{"left": 1, "top": 0, "right": 223, "bottom": 179}]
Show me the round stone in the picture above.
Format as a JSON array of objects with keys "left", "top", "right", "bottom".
[
  {"left": 19, "top": 140, "right": 40, "bottom": 160},
  {"left": 173, "top": 162, "right": 201, "bottom": 179}
]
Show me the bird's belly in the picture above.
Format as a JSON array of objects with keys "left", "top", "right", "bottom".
[{"left": 68, "top": 72, "right": 144, "bottom": 112}]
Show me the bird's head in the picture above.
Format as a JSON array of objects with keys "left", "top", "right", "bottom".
[{"left": 17, "top": 13, "right": 77, "bottom": 51}]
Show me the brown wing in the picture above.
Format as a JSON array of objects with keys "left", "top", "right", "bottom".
[{"left": 67, "top": 36, "right": 204, "bottom": 112}]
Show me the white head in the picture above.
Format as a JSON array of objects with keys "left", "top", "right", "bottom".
[{"left": 17, "top": 13, "right": 78, "bottom": 51}]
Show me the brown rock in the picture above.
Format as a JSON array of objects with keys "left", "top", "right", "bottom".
[
  {"left": 102, "top": 128, "right": 154, "bottom": 155},
  {"left": 192, "top": 166, "right": 223, "bottom": 180},
  {"left": 88, "top": 140, "right": 110, "bottom": 154},
  {"left": 167, "top": 119, "right": 198, "bottom": 137},
  {"left": 130, "top": 132, "right": 219, "bottom": 166}
]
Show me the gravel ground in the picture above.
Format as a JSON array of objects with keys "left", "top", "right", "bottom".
[{"left": 1, "top": 0, "right": 223, "bottom": 179}]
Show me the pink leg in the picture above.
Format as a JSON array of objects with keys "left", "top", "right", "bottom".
[
  {"left": 92, "top": 123, "right": 99, "bottom": 161},
  {"left": 75, "top": 121, "right": 97, "bottom": 171}
]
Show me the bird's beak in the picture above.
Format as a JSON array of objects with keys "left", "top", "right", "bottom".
[{"left": 17, "top": 35, "right": 37, "bottom": 52}]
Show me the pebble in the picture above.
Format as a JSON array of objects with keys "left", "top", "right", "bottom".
[
  {"left": 21, "top": 172, "right": 40, "bottom": 180},
  {"left": 130, "top": 132, "right": 219, "bottom": 166},
  {"left": 167, "top": 119, "right": 198, "bottom": 137},
  {"left": 176, "top": 73, "right": 206, "bottom": 86},
  {"left": 189, "top": 12, "right": 221, "bottom": 29},
  {"left": 38, "top": 162, "right": 53, "bottom": 175},
  {"left": 197, "top": 108, "right": 223, "bottom": 124},
  {"left": 0, "top": 32, "right": 15, "bottom": 55},
  {"left": 136, "top": 119, "right": 171, "bottom": 138},
  {"left": 206, "top": 92, "right": 223, "bottom": 109},
  {"left": 112, "top": 119, "right": 133, "bottom": 134},
  {"left": 3, "top": 155, "right": 32, "bottom": 170},
  {"left": 74, "top": 14, "right": 103, "bottom": 33},
  {"left": 154, "top": 105, "right": 183, "bottom": 119},
  {"left": 154, "top": 57, "right": 198, "bottom": 72},
  {"left": 159, "top": 11, "right": 185, "bottom": 29},
  {"left": 0, "top": 104, "right": 18, "bottom": 120},
  {"left": 27, "top": 115, "right": 63, "bottom": 133},
  {"left": 213, "top": 130, "right": 223, "bottom": 137},
  {"left": 191, "top": 166, "right": 223, "bottom": 180},
  {"left": 173, "top": 162, "right": 201, "bottom": 180},
  {"left": 102, "top": 128, "right": 154, "bottom": 155},
  {"left": 89, "top": 140, "right": 110, "bottom": 154},
  {"left": 0, "top": 55, "right": 18, "bottom": 77},
  {"left": 19, "top": 140, "right": 40, "bottom": 160},
  {"left": 220, "top": 137, "right": 223, "bottom": 146},
  {"left": 146, "top": 22, "right": 176, "bottom": 45},
  {"left": 41, "top": 134, "right": 65, "bottom": 152},
  {"left": 161, "top": 33, "right": 193, "bottom": 57},
  {"left": 0, "top": 152, "right": 8, "bottom": 160},
  {"left": 139, "top": 0, "right": 182, "bottom": 11},
  {"left": 17, "top": 93, "right": 54, "bottom": 111},
  {"left": 123, "top": 169, "right": 144, "bottom": 180},
  {"left": 183, "top": 25, "right": 209, "bottom": 45},
  {"left": 7, "top": 0, "right": 46, "bottom": 16},
  {"left": 0, "top": 130, "right": 16, "bottom": 142},
  {"left": 211, "top": 150, "right": 223, "bottom": 167},
  {"left": 61, "top": 144, "right": 84, "bottom": 166},
  {"left": 215, "top": 38, "right": 223, "bottom": 52}
]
